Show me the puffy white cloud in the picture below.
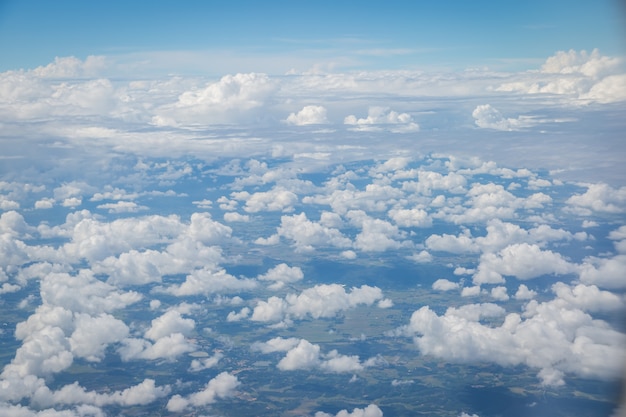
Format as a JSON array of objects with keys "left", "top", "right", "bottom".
[
  {"left": 69, "top": 313, "right": 129, "bottom": 362},
  {"left": 277, "top": 339, "right": 321, "bottom": 371},
  {"left": 285, "top": 105, "right": 329, "bottom": 125},
  {"left": 473, "top": 243, "right": 575, "bottom": 284},
  {"left": 258, "top": 263, "right": 304, "bottom": 290},
  {"left": 166, "top": 372, "right": 239, "bottom": 412},
  {"left": 472, "top": 104, "right": 538, "bottom": 131},
  {"left": 96, "top": 201, "right": 147, "bottom": 213},
  {"left": 426, "top": 229, "right": 478, "bottom": 254},
  {"left": 496, "top": 49, "right": 626, "bottom": 103},
  {"left": 514, "top": 284, "right": 537, "bottom": 300},
  {"left": 154, "top": 73, "right": 276, "bottom": 126},
  {"left": 490, "top": 286, "right": 509, "bottom": 301},
  {"left": 254, "top": 338, "right": 371, "bottom": 374},
  {"left": 315, "top": 404, "right": 383, "bottom": 417},
  {"left": 275, "top": 212, "right": 352, "bottom": 252},
  {"left": 143, "top": 311, "right": 195, "bottom": 341},
  {"left": 432, "top": 279, "right": 460, "bottom": 291},
  {"left": 399, "top": 170, "right": 467, "bottom": 195},
  {"left": 118, "top": 333, "right": 195, "bottom": 362},
  {"left": 566, "top": 183, "right": 626, "bottom": 214},
  {"left": 344, "top": 106, "right": 419, "bottom": 132},
  {"left": 551, "top": 282, "right": 624, "bottom": 312},
  {"left": 579, "top": 255, "right": 626, "bottom": 289},
  {"left": 159, "top": 265, "right": 257, "bottom": 296},
  {"left": 231, "top": 187, "right": 298, "bottom": 213},
  {"left": 250, "top": 284, "right": 384, "bottom": 323},
  {"left": 347, "top": 210, "right": 408, "bottom": 252},
  {"left": 31, "top": 378, "right": 170, "bottom": 409},
  {"left": 40, "top": 270, "right": 142, "bottom": 315},
  {"left": 189, "top": 352, "right": 224, "bottom": 372},
  {"left": 388, "top": 207, "right": 431, "bottom": 228},
  {"left": 398, "top": 297, "right": 626, "bottom": 385}
]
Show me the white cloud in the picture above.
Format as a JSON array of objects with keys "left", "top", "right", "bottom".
[
  {"left": 189, "top": 352, "right": 223, "bottom": 372},
  {"left": 143, "top": 311, "right": 195, "bottom": 341},
  {"left": 473, "top": 243, "right": 575, "bottom": 284},
  {"left": 398, "top": 297, "right": 626, "bottom": 385},
  {"left": 472, "top": 104, "right": 538, "bottom": 131},
  {"left": 579, "top": 255, "right": 626, "bottom": 289},
  {"left": 514, "top": 284, "right": 537, "bottom": 300},
  {"left": 166, "top": 372, "right": 239, "bottom": 412},
  {"left": 258, "top": 263, "right": 304, "bottom": 290},
  {"left": 231, "top": 187, "right": 298, "bottom": 213},
  {"left": 254, "top": 338, "right": 373, "bottom": 374},
  {"left": 344, "top": 106, "right": 419, "bottom": 132},
  {"left": 250, "top": 284, "right": 384, "bottom": 323},
  {"left": 154, "top": 73, "right": 277, "bottom": 126},
  {"left": 315, "top": 404, "right": 383, "bottom": 417},
  {"left": 285, "top": 105, "right": 329, "bottom": 125},
  {"left": 566, "top": 183, "right": 626, "bottom": 214},
  {"left": 96, "top": 201, "right": 147, "bottom": 213},
  {"left": 275, "top": 212, "right": 352, "bottom": 252},
  {"left": 432, "top": 279, "right": 460, "bottom": 291},
  {"left": 496, "top": 49, "right": 626, "bottom": 103}
]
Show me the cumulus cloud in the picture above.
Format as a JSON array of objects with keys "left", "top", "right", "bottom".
[
  {"left": 166, "top": 372, "right": 239, "bottom": 412},
  {"left": 472, "top": 104, "right": 539, "bottom": 131},
  {"left": 344, "top": 106, "right": 419, "bottom": 132},
  {"left": 398, "top": 298, "right": 626, "bottom": 385},
  {"left": 274, "top": 212, "right": 352, "bottom": 252},
  {"left": 566, "top": 183, "right": 626, "bottom": 214},
  {"left": 257, "top": 263, "right": 304, "bottom": 290},
  {"left": 249, "top": 284, "right": 384, "bottom": 323},
  {"left": 315, "top": 404, "right": 383, "bottom": 417},
  {"left": 432, "top": 279, "right": 460, "bottom": 291},
  {"left": 496, "top": 49, "right": 626, "bottom": 103},
  {"left": 285, "top": 105, "right": 329, "bottom": 125},
  {"left": 154, "top": 73, "right": 277, "bottom": 126},
  {"left": 473, "top": 243, "right": 575, "bottom": 284},
  {"left": 253, "top": 338, "right": 373, "bottom": 373}
]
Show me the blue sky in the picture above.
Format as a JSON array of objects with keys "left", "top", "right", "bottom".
[
  {"left": 0, "top": 1, "right": 626, "bottom": 416},
  {"left": 1, "top": 0, "right": 624, "bottom": 73}
]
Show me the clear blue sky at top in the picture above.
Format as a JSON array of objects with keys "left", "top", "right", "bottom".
[{"left": 0, "top": 0, "right": 624, "bottom": 72}]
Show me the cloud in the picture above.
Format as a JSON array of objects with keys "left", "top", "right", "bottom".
[
  {"left": 398, "top": 297, "right": 626, "bottom": 385},
  {"left": 273, "top": 212, "right": 352, "bottom": 252},
  {"left": 253, "top": 338, "right": 372, "bottom": 373},
  {"left": 473, "top": 243, "right": 575, "bottom": 284},
  {"left": 285, "top": 105, "right": 329, "bottom": 125},
  {"left": 315, "top": 404, "right": 383, "bottom": 417},
  {"left": 257, "top": 263, "right": 304, "bottom": 290},
  {"left": 566, "top": 183, "right": 626, "bottom": 214},
  {"left": 344, "top": 106, "right": 419, "bottom": 132},
  {"left": 154, "top": 73, "right": 277, "bottom": 126},
  {"left": 166, "top": 372, "right": 239, "bottom": 412},
  {"left": 432, "top": 279, "right": 460, "bottom": 291},
  {"left": 231, "top": 187, "right": 299, "bottom": 213},
  {"left": 249, "top": 284, "right": 384, "bottom": 323},
  {"left": 472, "top": 104, "right": 539, "bottom": 131},
  {"left": 495, "top": 49, "right": 626, "bottom": 103}
]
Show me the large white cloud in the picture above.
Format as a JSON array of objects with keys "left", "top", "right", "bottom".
[
  {"left": 154, "top": 72, "right": 277, "bottom": 126},
  {"left": 253, "top": 338, "right": 373, "bottom": 373},
  {"left": 344, "top": 106, "right": 419, "bottom": 132},
  {"left": 315, "top": 404, "right": 383, "bottom": 417},
  {"left": 285, "top": 105, "right": 329, "bottom": 125},
  {"left": 166, "top": 372, "right": 239, "bottom": 412},
  {"left": 398, "top": 298, "right": 626, "bottom": 385},
  {"left": 248, "top": 284, "right": 385, "bottom": 323}
]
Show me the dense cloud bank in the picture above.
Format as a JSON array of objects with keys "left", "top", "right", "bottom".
[{"left": 0, "top": 51, "right": 624, "bottom": 416}]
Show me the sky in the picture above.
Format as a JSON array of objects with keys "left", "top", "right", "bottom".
[
  {"left": 1, "top": 0, "right": 625, "bottom": 74},
  {"left": 1, "top": 1, "right": 626, "bottom": 417}
]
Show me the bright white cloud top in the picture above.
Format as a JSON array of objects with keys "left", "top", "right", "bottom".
[{"left": 0, "top": 2, "right": 625, "bottom": 416}]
